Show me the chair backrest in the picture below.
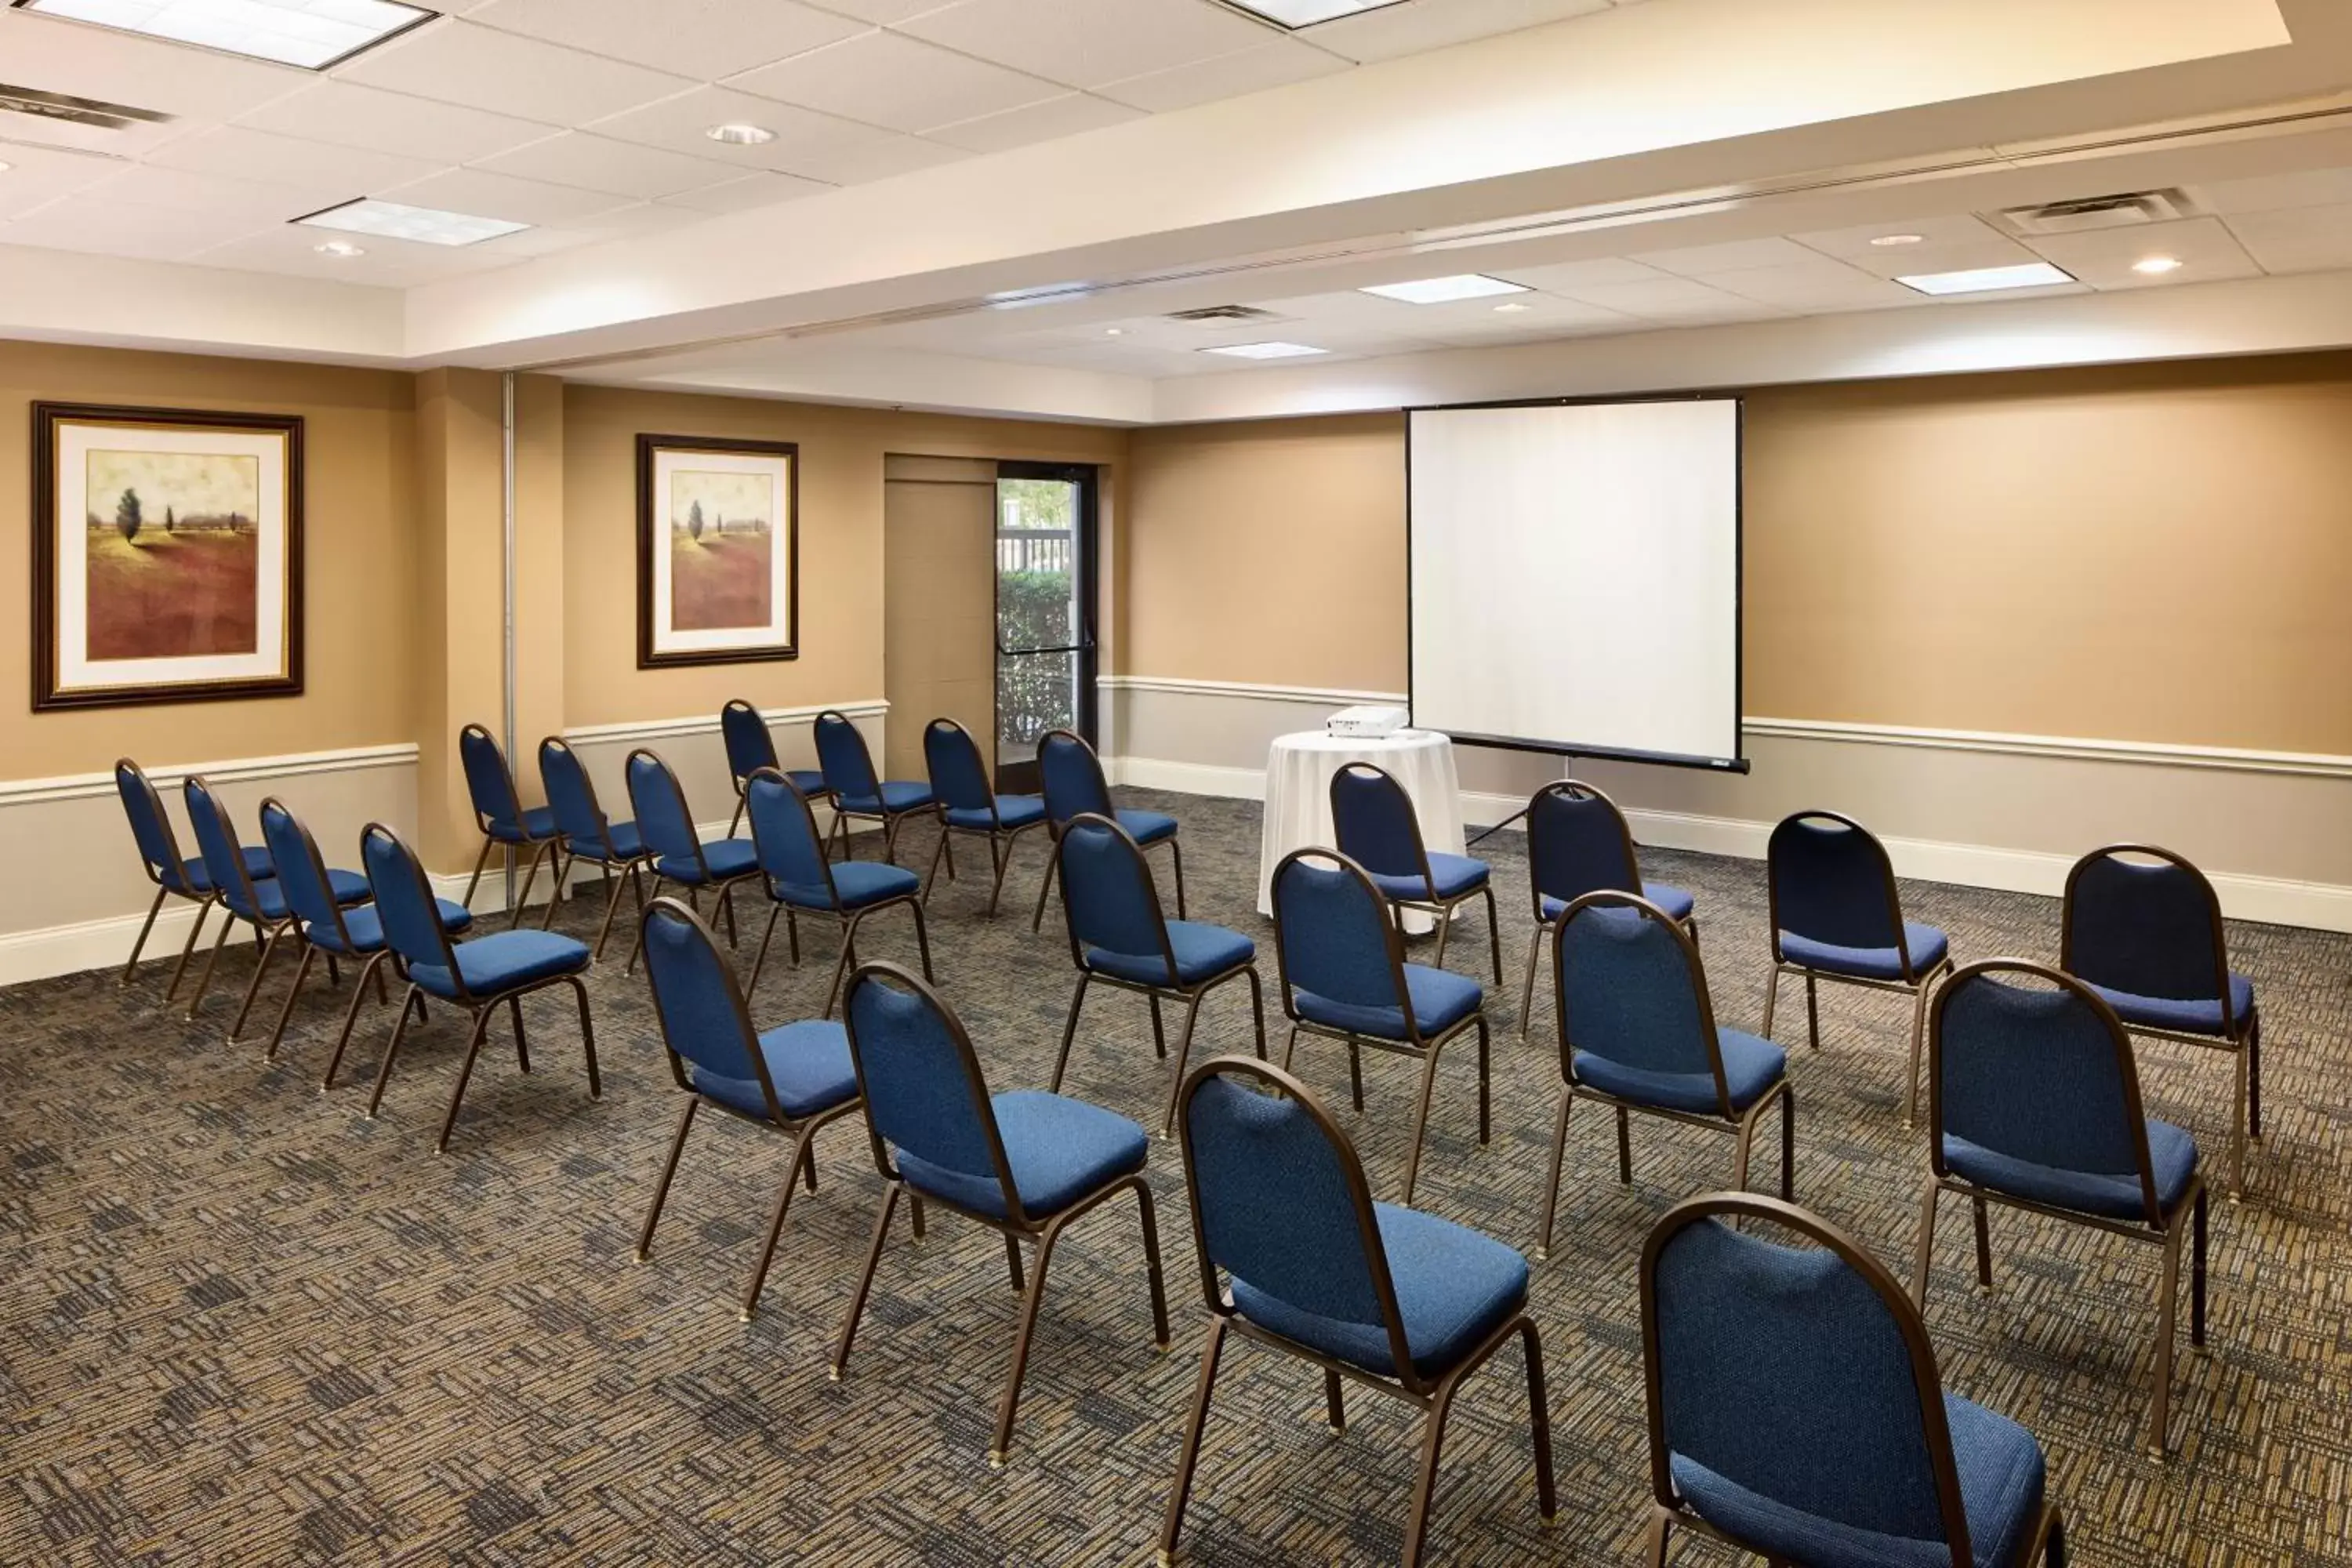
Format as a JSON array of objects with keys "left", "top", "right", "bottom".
[
  {"left": 1058, "top": 814, "right": 1177, "bottom": 980},
  {"left": 2062, "top": 844, "right": 2233, "bottom": 1014},
  {"left": 1641, "top": 1193, "right": 1974, "bottom": 1568},
  {"left": 1037, "top": 728, "right": 1112, "bottom": 827},
  {"left": 358, "top": 822, "right": 465, "bottom": 982},
  {"left": 626, "top": 749, "right": 707, "bottom": 876},
  {"left": 458, "top": 724, "right": 526, "bottom": 835},
  {"left": 1328, "top": 764, "right": 1433, "bottom": 887},
  {"left": 256, "top": 797, "right": 354, "bottom": 946},
  {"left": 1555, "top": 891, "right": 1729, "bottom": 1109},
  {"left": 1767, "top": 810, "right": 1911, "bottom": 967},
  {"left": 638, "top": 895, "right": 783, "bottom": 1117},
  {"left": 1526, "top": 781, "right": 1644, "bottom": 916},
  {"left": 744, "top": 768, "right": 836, "bottom": 902},
  {"left": 1930, "top": 960, "right": 2161, "bottom": 1221},
  {"left": 720, "top": 700, "right": 778, "bottom": 790},
  {"left": 115, "top": 758, "right": 189, "bottom": 888},
  {"left": 839, "top": 962, "right": 1024, "bottom": 1221},
  {"left": 538, "top": 737, "right": 618, "bottom": 856},
  {"left": 1176, "top": 1056, "right": 1421, "bottom": 1387},
  {"left": 1271, "top": 848, "right": 1411, "bottom": 1020},
  {"left": 814, "top": 710, "right": 881, "bottom": 801},
  {"left": 924, "top": 717, "right": 996, "bottom": 816},
  {"left": 182, "top": 776, "right": 265, "bottom": 920}
]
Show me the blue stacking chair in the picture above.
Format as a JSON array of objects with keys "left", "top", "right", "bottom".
[
  {"left": 814, "top": 709, "right": 932, "bottom": 865},
  {"left": 536, "top": 737, "right": 655, "bottom": 960},
  {"left": 357, "top": 823, "right": 598, "bottom": 1152},
  {"left": 1160, "top": 1057, "right": 1556, "bottom": 1568},
  {"left": 114, "top": 757, "right": 274, "bottom": 1000},
  {"left": 256, "top": 796, "right": 471, "bottom": 1073},
  {"left": 1640, "top": 1192, "right": 2066, "bottom": 1568},
  {"left": 1330, "top": 762, "right": 1501, "bottom": 984},
  {"left": 742, "top": 768, "right": 932, "bottom": 1015},
  {"left": 1764, "top": 810, "right": 1954, "bottom": 1127},
  {"left": 1518, "top": 780, "right": 1698, "bottom": 1039},
  {"left": 921, "top": 717, "right": 1047, "bottom": 915},
  {"left": 830, "top": 961, "right": 1169, "bottom": 1468},
  {"left": 2062, "top": 844, "right": 2259, "bottom": 1200},
  {"left": 1270, "top": 848, "right": 1488, "bottom": 1204},
  {"left": 1917, "top": 960, "right": 2209, "bottom": 1458},
  {"left": 1535, "top": 891, "right": 1792, "bottom": 1258},
  {"left": 180, "top": 775, "right": 368, "bottom": 1032},
  {"left": 1032, "top": 727, "right": 1183, "bottom": 931},
  {"left": 720, "top": 698, "right": 830, "bottom": 837},
  {"left": 1049, "top": 813, "right": 1265, "bottom": 1136},
  {"left": 634, "top": 896, "right": 863, "bottom": 1321},
  {"left": 458, "top": 723, "right": 561, "bottom": 920},
  {"left": 623, "top": 748, "right": 763, "bottom": 975}
]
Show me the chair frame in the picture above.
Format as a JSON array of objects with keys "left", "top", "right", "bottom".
[
  {"left": 1517, "top": 779, "right": 1699, "bottom": 1040},
  {"left": 254, "top": 795, "right": 405, "bottom": 1073},
  {"left": 920, "top": 716, "right": 1049, "bottom": 916},
  {"left": 535, "top": 737, "right": 658, "bottom": 962},
  {"left": 1330, "top": 761, "right": 1503, "bottom": 985},
  {"left": 2061, "top": 843, "right": 2260, "bottom": 1201},
  {"left": 829, "top": 960, "right": 1171, "bottom": 1468},
  {"left": 741, "top": 767, "right": 935, "bottom": 1016},
  {"left": 1048, "top": 813, "right": 1269, "bottom": 1136},
  {"left": 1761, "top": 808, "right": 1955, "bottom": 1127},
  {"left": 622, "top": 747, "right": 766, "bottom": 975},
  {"left": 1913, "top": 959, "right": 2209, "bottom": 1459},
  {"left": 457, "top": 722, "right": 559, "bottom": 924},
  {"left": 1269, "top": 847, "right": 1490, "bottom": 1205},
  {"left": 633, "top": 897, "right": 865, "bottom": 1321},
  {"left": 1157, "top": 1055, "right": 1556, "bottom": 1568},
  {"left": 815, "top": 708, "right": 928, "bottom": 866},
  {"left": 115, "top": 758, "right": 230, "bottom": 1003},
  {"left": 355, "top": 822, "right": 601, "bottom": 1153},
  {"left": 1639, "top": 1191, "right": 2067, "bottom": 1568},
  {"left": 179, "top": 774, "right": 299, "bottom": 1034},
  {"left": 1030, "top": 726, "right": 1185, "bottom": 931},
  {"left": 1535, "top": 891, "right": 1794, "bottom": 1260}
]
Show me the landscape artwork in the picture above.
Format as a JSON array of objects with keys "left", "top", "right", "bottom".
[
  {"left": 637, "top": 434, "right": 797, "bottom": 668},
  {"left": 33, "top": 404, "right": 303, "bottom": 710}
]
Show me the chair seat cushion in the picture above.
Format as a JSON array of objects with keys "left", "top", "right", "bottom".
[
  {"left": 1115, "top": 808, "right": 1178, "bottom": 845},
  {"left": 945, "top": 794, "right": 1047, "bottom": 830},
  {"left": 1087, "top": 920, "right": 1254, "bottom": 987},
  {"left": 1294, "top": 962, "right": 1482, "bottom": 1042},
  {"left": 1669, "top": 1391, "right": 2045, "bottom": 1568},
  {"left": 312, "top": 898, "right": 472, "bottom": 955},
  {"left": 1541, "top": 880, "right": 1694, "bottom": 924},
  {"left": 786, "top": 768, "right": 832, "bottom": 799},
  {"left": 1573, "top": 1026, "right": 1785, "bottom": 1115},
  {"left": 837, "top": 779, "right": 935, "bottom": 815},
  {"left": 566, "top": 818, "right": 646, "bottom": 863},
  {"left": 487, "top": 805, "right": 559, "bottom": 844},
  {"left": 249, "top": 868, "right": 371, "bottom": 920},
  {"left": 775, "top": 858, "right": 920, "bottom": 913},
  {"left": 2083, "top": 974, "right": 2255, "bottom": 1037},
  {"left": 1370, "top": 851, "right": 1489, "bottom": 902},
  {"left": 1942, "top": 1119, "right": 2198, "bottom": 1221},
  {"left": 691, "top": 1019, "right": 858, "bottom": 1123},
  {"left": 411, "top": 929, "right": 591, "bottom": 1000},
  {"left": 1231, "top": 1202, "right": 1527, "bottom": 1379},
  {"left": 175, "top": 845, "right": 276, "bottom": 895},
  {"left": 1780, "top": 922, "right": 1948, "bottom": 982},
  {"left": 894, "top": 1090, "right": 1147, "bottom": 1221},
  {"left": 657, "top": 837, "right": 759, "bottom": 884}
]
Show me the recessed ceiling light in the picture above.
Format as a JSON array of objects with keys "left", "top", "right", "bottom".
[
  {"left": 706, "top": 122, "right": 776, "bottom": 147},
  {"left": 2132, "top": 255, "right": 2183, "bottom": 275},
  {"left": 1102, "top": 328, "right": 1125, "bottom": 336},
  {"left": 1492, "top": 301, "right": 1532, "bottom": 314},
  {"left": 297, "top": 198, "right": 529, "bottom": 249},
  {"left": 16, "top": 0, "right": 435, "bottom": 71},
  {"left": 1895, "top": 261, "right": 2075, "bottom": 296},
  {"left": 1201, "top": 341, "right": 1327, "bottom": 360},
  {"left": 1220, "top": 0, "right": 1411, "bottom": 27},
  {"left": 1359, "top": 274, "right": 1529, "bottom": 305},
  {"left": 313, "top": 240, "right": 365, "bottom": 258},
  {"left": 1868, "top": 233, "right": 1926, "bottom": 247}
]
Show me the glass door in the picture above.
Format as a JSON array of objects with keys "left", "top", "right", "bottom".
[{"left": 993, "top": 462, "right": 1097, "bottom": 793}]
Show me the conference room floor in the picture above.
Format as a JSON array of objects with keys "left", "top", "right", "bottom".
[{"left": 3, "top": 789, "right": 2346, "bottom": 1566}]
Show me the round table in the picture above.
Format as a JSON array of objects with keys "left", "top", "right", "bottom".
[{"left": 1258, "top": 728, "right": 1465, "bottom": 934}]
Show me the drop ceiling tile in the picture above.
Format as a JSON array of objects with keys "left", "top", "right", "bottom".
[
  {"left": 0, "top": 6, "right": 307, "bottom": 124},
  {"left": 1, "top": 196, "right": 267, "bottom": 262},
  {"left": 2021, "top": 216, "right": 2260, "bottom": 290},
  {"left": 0, "top": 142, "right": 122, "bottom": 219},
  {"left": 377, "top": 167, "right": 637, "bottom": 226},
  {"left": 728, "top": 30, "right": 1063, "bottom": 134},
  {"left": 467, "top": 0, "right": 867, "bottom": 80},
  {"left": 336, "top": 20, "right": 695, "bottom": 126},
  {"left": 1788, "top": 212, "right": 2011, "bottom": 262},
  {"left": 1632, "top": 236, "right": 1819, "bottom": 276},
  {"left": 1376, "top": 293, "right": 1632, "bottom": 336},
  {"left": 588, "top": 85, "right": 886, "bottom": 172},
  {"left": 1304, "top": 0, "right": 1611, "bottom": 64},
  {"left": 1097, "top": 37, "right": 1349, "bottom": 112},
  {"left": 82, "top": 165, "right": 331, "bottom": 222},
  {"left": 928, "top": 92, "right": 1143, "bottom": 152},
  {"left": 143, "top": 126, "right": 441, "bottom": 196},
  {"left": 1838, "top": 235, "right": 2043, "bottom": 281},
  {"left": 2218, "top": 202, "right": 2352, "bottom": 274},
  {"left": 803, "top": 0, "right": 944, "bottom": 20},
  {"left": 2189, "top": 166, "right": 2352, "bottom": 217},
  {"left": 474, "top": 132, "right": 743, "bottom": 198},
  {"left": 1490, "top": 256, "right": 1672, "bottom": 291},
  {"left": 1548, "top": 276, "right": 1787, "bottom": 321},
  {"left": 782, "top": 132, "right": 971, "bottom": 185},
  {"left": 190, "top": 225, "right": 522, "bottom": 284},
  {"left": 1700, "top": 258, "right": 1922, "bottom": 310},
  {"left": 658, "top": 171, "right": 834, "bottom": 212},
  {"left": 895, "top": 0, "right": 1276, "bottom": 92},
  {"left": 234, "top": 82, "right": 556, "bottom": 164}
]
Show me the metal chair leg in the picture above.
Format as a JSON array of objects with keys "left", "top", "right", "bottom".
[
  {"left": 922, "top": 818, "right": 951, "bottom": 903},
  {"left": 2247, "top": 1011, "right": 2263, "bottom": 1143},
  {"left": 822, "top": 910, "right": 865, "bottom": 1018},
  {"left": 1134, "top": 1181, "right": 1171, "bottom": 1348},
  {"left": 1433, "top": 901, "right": 1454, "bottom": 969},
  {"left": 261, "top": 940, "right": 317, "bottom": 1061},
  {"left": 1643, "top": 1508, "right": 1672, "bottom": 1568},
  {"left": 1050, "top": 972, "right": 1091, "bottom": 1093},
  {"left": 460, "top": 837, "right": 494, "bottom": 910},
  {"left": 1911, "top": 1175, "right": 1940, "bottom": 1308},
  {"left": 1475, "top": 1017, "right": 1490, "bottom": 1145},
  {"left": 1166, "top": 837, "right": 1186, "bottom": 920},
  {"left": 985, "top": 831, "right": 1014, "bottom": 916},
  {"left": 1616, "top": 1105, "right": 1633, "bottom": 1185},
  {"left": 2190, "top": 1185, "right": 2209, "bottom": 1351},
  {"left": 1401, "top": 1374, "right": 1458, "bottom": 1568},
  {"left": 572, "top": 975, "right": 601, "bottom": 1098},
  {"left": 746, "top": 902, "right": 784, "bottom": 1000},
  {"left": 989, "top": 1214, "right": 1069, "bottom": 1466},
  {"left": 2229, "top": 1034, "right": 2249, "bottom": 1203},
  {"left": 164, "top": 898, "right": 216, "bottom": 1003},
  {"left": 623, "top": 873, "right": 667, "bottom": 975},
  {"left": 830, "top": 1184, "right": 902, "bottom": 1382},
  {"left": 1244, "top": 967, "right": 1267, "bottom": 1059},
  {"left": 1971, "top": 1196, "right": 1994, "bottom": 1293},
  {"left": 1156, "top": 1316, "right": 1229, "bottom": 1567},
  {"left": 1279, "top": 1024, "right": 1300, "bottom": 1073},
  {"left": 321, "top": 953, "right": 390, "bottom": 1090},
  {"left": 508, "top": 993, "right": 531, "bottom": 1073},
  {"left": 906, "top": 898, "right": 934, "bottom": 982},
  {"left": 434, "top": 1004, "right": 498, "bottom": 1153},
  {"left": 589, "top": 862, "right": 630, "bottom": 960},
  {"left": 1003, "top": 1232, "right": 1027, "bottom": 1293},
  {"left": 509, "top": 840, "right": 550, "bottom": 927},
  {"left": 1805, "top": 971, "right": 1820, "bottom": 1051},
  {"left": 1780, "top": 1087, "right": 1796, "bottom": 1201},
  {"left": 1400, "top": 1040, "right": 1444, "bottom": 1203},
  {"left": 1159, "top": 989, "right": 1208, "bottom": 1137},
  {"left": 365, "top": 982, "right": 423, "bottom": 1117},
  {"left": 2148, "top": 1205, "right": 2184, "bottom": 1457},
  {"left": 1761, "top": 962, "right": 1780, "bottom": 1038},
  {"left": 1148, "top": 993, "right": 1167, "bottom": 1061},
  {"left": 1536, "top": 1087, "right": 1572, "bottom": 1259},
  {"left": 741, "top": 1124, "right": 818, "bottom": 1321},
  {"left": 1030, "top": 844, "right": 1059, "bottom": 932},
  {"left": 1324, "top": 1369, "right": 1345, "bottom": 1435},
  {"left": 1481, "top": 885, "right": 1503, "bottom": 984},
  {"left": 123, "top": 887, "right": 169, "bottom": 984},
  {"left": 634, "top": 1098, "right": 699, "bottom": 1261},
  {"left": 1518, "top": 920, "right": 1547, "bottom": 1040},
  {"left": 1521, "top": 1319, "right": 1559, "bottom": 1526},
  {"left": 183, "top": 913, "right": 238, "bottom": 1020},
  {"left": 228, "top": 922, "right": 291, "bottom": 1041}
]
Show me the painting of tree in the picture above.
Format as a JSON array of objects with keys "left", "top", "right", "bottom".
[
  {"left": 83, "top": 448, "right": 262, "bottom": 660},
  {"left": 669, "top": 468, "right": 774, "bottom": 631}
]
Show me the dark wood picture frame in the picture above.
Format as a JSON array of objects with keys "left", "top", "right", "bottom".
[
  {"left": 31, "top": 401, "right": 305, "bottom": 712},
  {"left": 636, "top": 433, "right": 800, "bottom": 670}
]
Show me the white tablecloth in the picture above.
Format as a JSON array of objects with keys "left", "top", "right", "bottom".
[{"left": 1258, "top": 728, "right": 1465, "bottom": 933}]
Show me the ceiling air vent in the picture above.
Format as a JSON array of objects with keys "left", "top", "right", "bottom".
[
  {"left": 1997, "top": 190, "right": 2192, "bottom": 236},
  {"left": 1165, "top": 305, "right": 1279, "bottom": 322},
  {"left": 0, "top": 82, "right": 172, "bottom": 132}
]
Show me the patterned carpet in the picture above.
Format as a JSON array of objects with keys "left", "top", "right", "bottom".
[{"left": 3, "top": 789, "right": 2348, "bottom": 1566}]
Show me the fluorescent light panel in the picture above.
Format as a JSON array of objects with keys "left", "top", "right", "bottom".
[
  {"left": 1202, "top": 341, "right": 1327, "bottom": 359},
  {"left": 1221, "top": 0, "right": 1410, "bottom": 27},
  {"left": 298, "top": 198, "right": 525, "bottom": 247},
  {"left": 16, "top": 0, "right": 435, "bottom": 70},
  {"left": 1896, "top": 262, "right": 2074, "bottom": 296},
  {"left": 1359, "top": 274, "right": 1529, "bottom": 305}
]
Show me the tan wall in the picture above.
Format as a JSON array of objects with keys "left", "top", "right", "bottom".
[{"left": 882, "top": 457, "right": 998, "bottom": 779}]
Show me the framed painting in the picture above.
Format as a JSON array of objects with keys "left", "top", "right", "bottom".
[
  {"left": 32, "top": 403, "right": 303, "bottom": 711},
  {"left": 636, "top": 434, "right": 799, "bottom": 668}
]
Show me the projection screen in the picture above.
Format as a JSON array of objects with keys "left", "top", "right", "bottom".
[{"left": 1407, "top": 397, "right": 1745, "bottom": 771}]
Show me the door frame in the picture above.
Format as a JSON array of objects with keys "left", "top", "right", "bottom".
[{"left": 993, "top": 460, "right": 1099, "bottom": 793}]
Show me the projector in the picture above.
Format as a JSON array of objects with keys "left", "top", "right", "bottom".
[{"left": 1327, "top": 705, "right": 1409, "bottom": 739}]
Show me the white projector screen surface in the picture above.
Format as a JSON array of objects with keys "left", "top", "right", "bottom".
[{"left": 1409, "top": 398, "right": 1742, "bottom": 767}]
